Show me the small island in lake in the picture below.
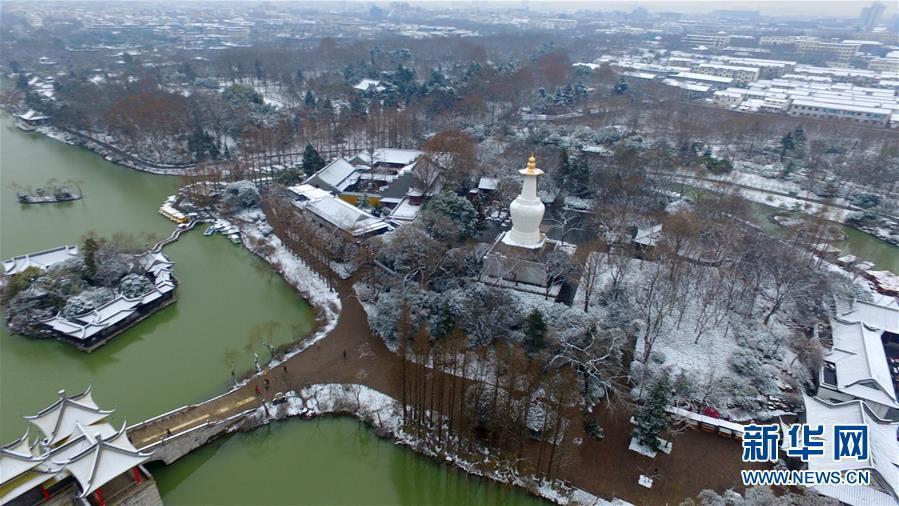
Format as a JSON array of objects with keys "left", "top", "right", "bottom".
[
  {"left": 1, "top": 234, "right": 176, "bottom": 351},
  {"left": 14, "top": 179, "right": 83, "bottom": 204}
]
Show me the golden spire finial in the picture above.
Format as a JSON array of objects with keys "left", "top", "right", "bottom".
[{"left": 527, "top": 153, "right": 537, "bottom": 172}]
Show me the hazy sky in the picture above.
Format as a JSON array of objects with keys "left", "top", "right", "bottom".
[
  {"left": 448, "top": 1, "right": 894, "bottom": 19},
  {"left": 7, "top": 0, "right": 895, "bottom": 21}
]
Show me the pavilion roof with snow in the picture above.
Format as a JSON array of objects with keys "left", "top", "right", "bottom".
[
  {"left": 62, "top": 425, "right": 152, "bottom": 498},
  {"left": 2, "top": 245, "right": 78, "bottom": 277},
  {"left": 0, "top": 388, "right": 154, "bottom": 506},
  {"left": 41, "top": 251, "right": 175, "bottom": 348},
  {"left": 24, "top": 388, "right": 113, "bottom": 447},
  {"left": 801, "top": 395, "right": 899, "bottom": 506},
  {"left": 822, "top": 317, "right": 899, "bottom": 412}
]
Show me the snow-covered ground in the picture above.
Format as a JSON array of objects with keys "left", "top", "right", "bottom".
[{"left": 573, "top": 252, "right": 797, "bottom": 421}]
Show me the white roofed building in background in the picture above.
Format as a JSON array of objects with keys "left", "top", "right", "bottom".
[
  {"left": 300, "top": 148, "right": 441, "bottom": 225},
  {"left": 352, "top": 78, "right": 385, "bottom": 92},
  {"left": 304, "top": 158, "right": 359, "bottom": 193}
]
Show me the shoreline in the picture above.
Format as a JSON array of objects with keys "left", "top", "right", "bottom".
[
  {"left": 2, "top": 109, "right": 193, "bottom": 175},
  {"left": 235, "top": 384, "right": 625, "bottom": 506}
]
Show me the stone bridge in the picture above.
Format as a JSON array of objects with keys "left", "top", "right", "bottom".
[{"left": 126, "top": 387, "right": 262, "bottom": 464}]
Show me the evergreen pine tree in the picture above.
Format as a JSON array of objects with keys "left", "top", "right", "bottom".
[
  {"left": 568, "top": 155, "right": 590, "bottom": 195},
  {"left": 431, "top": 301, "right": 454, "bottom": 339},
  {"left": 302, "top": 144, "right": 326, "bottom": 177},
  {"left": 555, "top": 148, "right": 571, "bottom": 188},
  {"left": 524, "top": 309, "right": 547, "bottom": 353},
  {"left": 82, "top": 235, "right": 99, "bottom": 282},
  {"left": 780, "top": 131, "right": 795, "bottom": 152},
  {"left": 350, "top": 96, "right": 367, "bottom": 117},
  {"left": 534, "top": 88, "right": 549, "bottom": 113},
  {"left": 562, "top": 83, "right": 575, "bottom": 106},
  {"left": 574, "top": 80, "right": 588, "bottom": 99},
  {"left": 553, "top": 86, "right": 564, "bottom": 106},
  {"left": 304, "top": 90, "right": 316, "bottom": 109},
  {"left": 632, "top": 374, "right": 672, "bottom": 451}
]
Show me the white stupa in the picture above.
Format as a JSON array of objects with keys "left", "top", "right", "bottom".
[
  {"left": 502, "top": 154, "right": 545, "bottom": 248},
  {"left": 481, "top": 154, "right": 573, "bottom": 298}
]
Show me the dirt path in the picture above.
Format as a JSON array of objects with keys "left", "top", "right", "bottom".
[{"left": 128, "top": 263, "right": 755, "bottom": 505}]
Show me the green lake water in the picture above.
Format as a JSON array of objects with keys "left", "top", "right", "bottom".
[
  {"left": 679, "top": 183, "right": 898, "bottom": 272},
  {"left": 0, "top": 115, "right": 543, "bottom": 505}
]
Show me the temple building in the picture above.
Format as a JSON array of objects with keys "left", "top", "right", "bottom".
[
  {"left": 0, "top": 388, "right": 161, "bottom": 506},
  {"left": 41, "top": 252, "right": 177, "bottom": 351},
  {"left": 481, "top": 155, "right": 574, "bottom": 298}
]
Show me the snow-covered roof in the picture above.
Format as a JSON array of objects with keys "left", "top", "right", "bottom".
[
  {"left": 24, "top": 388, "right": 113, "bottom": 446},
  {"left": 3, "top": 245, "right": 78, "bottom": 276},
  {"left": 0, "top": 429, "right": 47, "bottom": 488},
  {"left": 478, "top": 176, "right": 499, "bottom": 191},
  {"left": 674, "top": 71, "right": 733, "bottom": 84},
  {"left": 790, "top": 99, "right": 891, "bottom": 116},
  {"left": 352, "top": 148, "right": 423, "bottom": 167},
  {"left": 353, "top": 78, "right": 385, "bottom": 92},
  {"left": 802, "top": 395, "right": 899, "bottom": 504},
  {"left": 287, "top": 184, "right": 331, "bottom": 201},
  {"left": 633, "top": 224, "right": 663, "bottom": 247},
  {"left": 696, "top": 63, "right": 760, "bottom": 73},
  {"left": 63, "top": 424, "right": 151, "bottom": 498},
  {"left": 388, "top": 197, "right": 422, "bottom": 222},
  {"left": 824, "top": 318, "right": 898, "bottom": 410},
  {"left": 16, "top": 109, "right": 49, "bottom": 121},
  {"left": 0, "top": 389, "right": 153, "bottom": 504},
  {"left": 841, "top": 299, "right": 899, "bottom": 336},
  {"left": 305, "top": 158, "right": 358, "bottom": 193},
  {"left": 43, "top": 252, "right": 175, "bottom": 342},
  {"left": 294, "top": 195, "right": 390, "bottom": 237}
]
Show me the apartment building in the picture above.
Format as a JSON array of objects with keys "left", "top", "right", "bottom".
[
  {"left": 683, "top": 33, "right": 730, "bottom": 48},
  {"left": 693, "top": 63, "right": 760, "bottom": 85},
  {"left": 787, "top": 100, "right": 890, "bottom": 126}
]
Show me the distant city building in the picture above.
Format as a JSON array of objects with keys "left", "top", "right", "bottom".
[
  {"left": 859, "top": 1, "right": 886, "bottom": 31},
  {"left": 693, "top": 63, "right": 760, "bottom": 85},
  {"left": 683, "top": 33, "right": 731, "bottom": 49},
  {"left": 760, "top": 36, "right": 862, "bottom": 65},
  {"left": 869, "top": 57, "right": 899, "bottom": 73}
]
